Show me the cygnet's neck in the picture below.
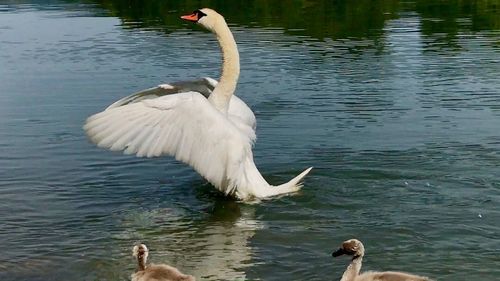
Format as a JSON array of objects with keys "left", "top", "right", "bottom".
[
  {"left": 208, "top": 20, "right": 240, "bottom": 113},
  {"left": 340, "top": 256, "right": 363, "bottom": 281},
  {"left": 137, "top": 254, "right": 147, "bottom": 271}
]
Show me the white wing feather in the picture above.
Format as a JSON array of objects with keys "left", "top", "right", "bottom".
[
  {"left": 102, "top": 78, "right": 256, "bottom": 142},
  {"left": 84, "top": 91, "right": 255, "bottom": 195}
]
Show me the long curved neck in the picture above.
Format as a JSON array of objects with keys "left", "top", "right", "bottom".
[
  {"left": 340, "top": 256, "right": 362, "bottom": 281},
  {"left": 208, "top": 21, "right": 240, "bottom": 113}
]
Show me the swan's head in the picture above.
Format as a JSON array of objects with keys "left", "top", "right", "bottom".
[
  {"left": 181, "top": 8, "right": 226, "bottom": 33},
  {"left": 332, "top": 239, "right": 365, "bottom": 259},
  {"left": 133, "top": 243, "right": 149, "bottom": 264}
]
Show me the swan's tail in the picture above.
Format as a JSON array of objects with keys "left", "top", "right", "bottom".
[{"left": 264, "top": 167, "right": 313, "bottom": 198}]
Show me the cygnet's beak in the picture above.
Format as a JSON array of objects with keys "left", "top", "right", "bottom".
[
  {"left": 181, "top": 12, "right": 199, "bottom": 22},
  {"left": 332, "top": 248, "right": 347, "bottom": 257}
]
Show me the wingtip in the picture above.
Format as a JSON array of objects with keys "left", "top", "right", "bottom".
[{"left": 299, "top": 167, "right": 313, "bottom": 178}]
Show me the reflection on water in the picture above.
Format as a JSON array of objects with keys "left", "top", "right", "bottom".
[
  {"left": 1, "top": 188, "right": 260, "bottom": 281},
  {"left": 0, "top": 1, "right": 499, "bottom": 281},
  {"left": 90, "top": 0, "right": 499, "bottom": 41},
  {"left": 117, "top": 200, "right": 261, "bottom": 280}
]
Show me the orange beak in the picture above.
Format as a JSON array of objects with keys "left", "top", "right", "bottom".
[{"left": 181, "top": 13, "right": 199, "bottom": 22}]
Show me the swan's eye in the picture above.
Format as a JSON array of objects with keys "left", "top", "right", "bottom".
[{"left": 196, "top": 10, "right": 207, "bottom": 19}]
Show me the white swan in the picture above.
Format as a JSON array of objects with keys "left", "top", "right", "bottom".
[
  {"left": 83, "top": 8, "right": 312, "bottom": 200},
  {"left": 332, "top": 239, "right": 434, "bottom": 281},
  {"left": 131, "top": 244, "right": 195, "bottom": 281}
]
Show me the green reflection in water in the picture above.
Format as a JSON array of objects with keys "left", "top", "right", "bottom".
[
  {"left": 90, "top": 0, "right": 400, "bottom": 39},
  {"left": 87, "top": 0, "right": 498, "bottom": 41},
  {"left": 415, "top": 0, "right": 500, "bottom": 51}
]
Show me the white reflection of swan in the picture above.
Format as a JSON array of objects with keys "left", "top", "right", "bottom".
[
  {"left": 120, "top": 201, "right": 263, "bottom": 281},
  {"left": 188, "top": 206, "right": 262, "bottom": 280}
]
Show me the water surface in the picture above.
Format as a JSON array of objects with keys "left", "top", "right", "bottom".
[{"left": 0, "top": 1, "right": 499, "bottom": 280}]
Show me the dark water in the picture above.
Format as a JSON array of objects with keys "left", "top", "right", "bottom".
[{"left": 1, "top": 1, "right": 499, "bottom": 280}]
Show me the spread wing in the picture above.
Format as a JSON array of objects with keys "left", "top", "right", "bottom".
[
  {"left": 106, "top": 78, "right": 218, "bottom": 109},
  {"left": 84, "top": 91, "right": 254, "bottom": 190},
  {"left": 105, "top": 77, "right": 256, "bottom": 139}
]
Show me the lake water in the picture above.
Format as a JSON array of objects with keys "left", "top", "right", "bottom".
[{"left": 0, "top": 1, "right": 499, "bottom": 280}]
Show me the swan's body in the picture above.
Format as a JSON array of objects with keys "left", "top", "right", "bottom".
[
  {"left": 83, "top": 8, "right": 311, "bottom": 200},
  {"left": 332, "top": 239, "right": 434, "bottom": 281},
  {"left": 132, "top": 244, "right": 195, "bottom": 281}
]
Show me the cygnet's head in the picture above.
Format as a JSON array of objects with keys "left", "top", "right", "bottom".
[
  {"left": 133, "top": 243, "right": 149, "bottom": 261},
  {"left": 332, "top": 239, "right": 365, "bottom": 259},
  {"left": 181, "top": 8, "right": 226, "bottom": 33}
]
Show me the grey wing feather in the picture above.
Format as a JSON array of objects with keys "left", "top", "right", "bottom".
[
  {"left": 101, "top": 76, "right": 256, "bottom": 139},
  {"left": 106, "top": 77, "right": 217, "bottom": 110}
]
